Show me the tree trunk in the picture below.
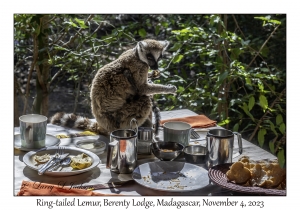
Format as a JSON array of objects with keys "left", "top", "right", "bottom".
[
  {"left": 217, "top": 14, "right": 229, "bottom": 128},
  {"left": 14, "top": 80, "right": 20, "bottom": 127},
  {"left": 33, "top": 15, "right": 50, "bottom": 117}
]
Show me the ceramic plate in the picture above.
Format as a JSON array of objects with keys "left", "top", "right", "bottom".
[
  {"left": 23, "top": 146, "right": 101, "bottom": 177},
  {"left": 14, "top": 134, "right": 60, "bottom": 151},
  {"left": 132, "top": 161, "right": 209, "bottom": 192}
]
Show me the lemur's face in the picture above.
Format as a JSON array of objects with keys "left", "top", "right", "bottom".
[{"left": 137, "top": 39, "right": 169, "bottom": 70}]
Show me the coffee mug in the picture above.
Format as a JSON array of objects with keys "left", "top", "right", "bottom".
[
  {"left": 206, "top": 129, "right": 243, "bottom": 168},
  {"left": 163, "top": 121, "right": 191, "bottom": 146},
  {"left": 19, "top": 114, "right": 48, "bottom": 149}
]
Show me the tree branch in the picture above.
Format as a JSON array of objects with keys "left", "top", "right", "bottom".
[
  {"left": 247, "top": 24, "right": 280, "bottom": 69},
  {"left": 62, "top": 14, "right": 95, "bottom": 48},
  {"left": 232, "top": 15, "right": 246, "bottom": 38},
  {"left": 232, "top": 15, "right": 275, "bottom": 73},
  {"left": 49, "top": 61, "right": 71, "bottom": 85},
  {"left": 248, "top": 88, "right": 286, "bottom": 142}
]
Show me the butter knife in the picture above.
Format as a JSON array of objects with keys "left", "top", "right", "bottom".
[
  {"left": 81, "top": 180, "right": 135, "bottom": 190},
  {"left": 38, "top": 153, "right": 69, "bottom": 175}
]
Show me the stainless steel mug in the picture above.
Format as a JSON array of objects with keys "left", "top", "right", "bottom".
[
  {"left": 163, "top": 121, "right": 191, "bottom": 146},
  {"left": 106, "top": 118, "right": 138, "bottom": 174},
  {"left": 19, "top": 114, "right": 47, "bottom": 149},
  {"left": 206, "top": 129, "right": 243, "bottom": 168}
]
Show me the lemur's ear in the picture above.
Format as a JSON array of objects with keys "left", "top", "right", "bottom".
[
  {"left": 138, "top": 41, "right": 148, "bottom": 52},
  {"left": 159, "top": 40, "right": 169, "bottom": 51}
]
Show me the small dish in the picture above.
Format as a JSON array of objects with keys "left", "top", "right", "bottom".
[
  {"left": 14, "top": 134, "right": 60, "bottom": 151},
  {"left": 183, "top": 145, "right": 206, "bottom": 164},
  {"left": 151, "top": 141, "right": 184, "bottom": 161},
  {"left": 75, "top": 139, "right": 106, "bottom": 155}
]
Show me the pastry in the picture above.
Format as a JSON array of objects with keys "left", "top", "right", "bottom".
[{"left": 226, "top": 161, "right": 251, "bottom": 184}]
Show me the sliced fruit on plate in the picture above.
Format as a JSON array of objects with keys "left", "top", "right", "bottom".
[{"left": 70, "top": 153, "right": 92, "bottom": 170}]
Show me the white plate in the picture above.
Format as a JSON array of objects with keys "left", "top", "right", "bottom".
[
  {"left": 23, "top": 146, "right": 101, "bottom": 176},
  {"left": 132, "top": 161, "right": 209, "bottom": 192},
  {"left": 14, "top": 134, "right": 60, "bottom": 151},
  {"left": 74, "top": 135, "right": 108, "bottom": 155}
]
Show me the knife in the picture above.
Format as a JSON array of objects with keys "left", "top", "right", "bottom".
[
  {"left": 81, "top": 180, "right": 135, "bottom": 190},
  {"left": 38, "top": 153, "right": 69, "bottom": 175},
  {"left": 189, "top": 138, "right": 206, "bottom": 142}
]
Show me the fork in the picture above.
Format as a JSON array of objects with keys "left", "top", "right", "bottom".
[
  {"left": 191, "top": 129, "right": 201, "bottom": 139},
  {"left": 48, "top": 147, "right": 65, "bottom": 172},
  {"left": 38, "top": 147, "right": 63, "bottom": 175}
]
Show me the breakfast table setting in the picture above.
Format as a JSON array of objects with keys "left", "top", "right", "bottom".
[{"left": 14, "top": 109, "right": 285, "bottom": 196}]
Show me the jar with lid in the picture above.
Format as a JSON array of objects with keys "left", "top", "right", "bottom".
[{"left": 137, "top": 127, "right": 153, "bottom": 155}]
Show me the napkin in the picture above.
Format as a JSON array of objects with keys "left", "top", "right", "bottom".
[
  {"left": 17, "top": 180, "right": 123, "bottom": 196},
  {"left": 160, "top": 115, "right": 217, "bottom": 128}
]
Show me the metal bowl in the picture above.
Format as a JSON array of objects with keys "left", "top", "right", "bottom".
[
  {"left": 151, "top": 141, "right": 184, "bottom": 161},
  {"left": 183, "top": 145, "right": 206, "bottom": 164}
]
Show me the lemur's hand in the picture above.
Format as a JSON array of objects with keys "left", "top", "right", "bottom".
[
  {"left": 167, "top": 84, "right": 177, "bottom": 94},
  {"left": 148, "top": 70, "right": 160, "bottom": 79}
]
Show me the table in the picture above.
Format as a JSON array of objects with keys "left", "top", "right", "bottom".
[{"left": 14, "top": 109, "right": 277, "bottom": 196}]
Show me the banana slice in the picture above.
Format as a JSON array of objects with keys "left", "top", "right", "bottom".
[
  {"left": 34, "top": 154, "right": 51, "bottom": 163},
  {"left": 70, "top": 153, "right": 92, "bottom": 170}
]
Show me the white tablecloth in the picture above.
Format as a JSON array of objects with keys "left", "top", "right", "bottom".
[{"left": 14, "top": 109, "right": 276, "bottom": 196}]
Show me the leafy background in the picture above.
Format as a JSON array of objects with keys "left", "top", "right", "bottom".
[{"left": 14, "top": 14, "right": 286, "bottom": 167}]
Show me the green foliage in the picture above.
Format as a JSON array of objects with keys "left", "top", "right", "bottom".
[
  {"left": 14, "top": 14, "right": 286, "bottom": 167},
  {"left": 152, "top": 14, "right": 286, "bottom": 166}
]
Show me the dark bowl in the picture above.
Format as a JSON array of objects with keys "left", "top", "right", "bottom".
[
  {"left": 151, "top": 141, "right": 184, "bottom": 161},
  {"left": 183, "top": 145, "right": 207, "bottom": 164}
]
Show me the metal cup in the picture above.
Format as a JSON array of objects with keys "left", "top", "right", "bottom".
[
  {"left": 206, "top": 129, "right": 243, "bottom": 168},
  {"left": 106, "top": 118, "right": 138, "bottom": 174},
  {"left": 19, "top": 114, "right": 47, "bottom": 149},
  {"left": 163, "top": 121, "right": 191, "bottom": 146}
]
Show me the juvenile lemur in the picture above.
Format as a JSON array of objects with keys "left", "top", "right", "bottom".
[{"left": 50, "top": 39, "right": 177, "bottom": 136}]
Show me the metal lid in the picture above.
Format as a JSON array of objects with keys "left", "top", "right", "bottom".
[{"left": 110, "top": 129, "right": 137, "bottom": 139}]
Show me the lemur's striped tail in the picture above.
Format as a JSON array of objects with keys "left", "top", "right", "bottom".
[
  {"left": 151, "top": 98, "right": 161, "bottom": 135},
  {"left": 50, "top": 112, "right": 108, "bottom": 135}
]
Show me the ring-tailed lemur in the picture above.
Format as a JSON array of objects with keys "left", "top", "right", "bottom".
[{"left": 50, "top": 39, "right": 177, "bottom": 136}]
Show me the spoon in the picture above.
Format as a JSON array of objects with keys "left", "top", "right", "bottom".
[
  {"left": 60, "top": 157, "right": 72, "bottom": 167},
  {"left": 49, "top": 157, "right": 72, "bottom": 171}
]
